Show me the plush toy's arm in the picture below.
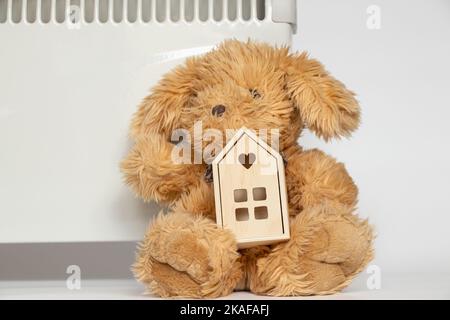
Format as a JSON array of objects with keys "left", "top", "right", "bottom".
[
  {"left": 284, "top": 145, "right": 358, "bottom": 213},
  {"left": 121, "top": 133, "right": 204, "bottom": 204}
]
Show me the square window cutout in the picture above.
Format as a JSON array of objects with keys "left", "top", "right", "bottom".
[
  {"left": 252, "top": 187, "right": 267, "bottom": 201},
  {"left": 234, "top": 189, "right": 247, "bottom": 202},
  {"left": 254, "top": 206, "right": 268, "bottom": 220},
  {"left": 235, "top": 208, "right": 249, "bottom": 221}
]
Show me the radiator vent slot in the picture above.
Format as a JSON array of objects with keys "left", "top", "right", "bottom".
[{"left": 0, "top": 0, "right": 267, "bottom": 24}]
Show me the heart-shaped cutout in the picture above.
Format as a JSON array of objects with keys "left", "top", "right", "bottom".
[{"left": 238, "top": 153, "right": 256, "bottom": 170}]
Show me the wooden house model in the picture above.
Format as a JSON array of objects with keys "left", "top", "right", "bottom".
[{"left": 212, "top": 127, "right": 290, "bottom": 248}]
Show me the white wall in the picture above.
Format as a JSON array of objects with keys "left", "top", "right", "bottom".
[{"left": 295, "top": 0, "right": 450, "bottom": 274}]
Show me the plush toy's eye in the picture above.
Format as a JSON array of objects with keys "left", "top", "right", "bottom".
[
  {"left": 169, "top": 130, "right": 189, "bottom": 145},
  {"left": 212, "top": 104, "right": 226, "bottom": 117},
  {"left": 249, "top": 88, "right": 261, "bottom": 99}
]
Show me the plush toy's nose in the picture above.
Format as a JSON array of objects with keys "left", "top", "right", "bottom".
[{"left": 212, "top": 104, "right": 226, "bottom": 117}]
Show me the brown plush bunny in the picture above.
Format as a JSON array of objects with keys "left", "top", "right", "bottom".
[{"left": 121, "top": 40, "right": 374, "bottom": 297}]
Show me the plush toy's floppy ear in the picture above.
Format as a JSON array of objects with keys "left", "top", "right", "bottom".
[
  {"left": 130, "top": 57, "right": 203, "bottom": 138},
  {"left": 284, "top": 52, "right": 361, "bottom": 140}
]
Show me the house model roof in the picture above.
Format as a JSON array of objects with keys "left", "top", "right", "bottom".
[{"left": 211, "top": 127, "right": 283, "bottom": 167}]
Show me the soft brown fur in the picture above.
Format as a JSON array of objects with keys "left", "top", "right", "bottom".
[{"left": 121, "top": 40, "right": 374, "bottom": 297}]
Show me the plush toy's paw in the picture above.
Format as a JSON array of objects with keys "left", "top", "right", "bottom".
[
  {"left": 150, "top": 230, "right": 212, "bottom": 284},
  {"left": 249, "top": 203, "right": 374, "bottom": 296},
  {"left": 133, "top": 211, "right": 242, "bottom": 298},
  {"left": 121, "top": 134, "right": 203, "bottom": 203},
  {"left": 304, "top": 205, "right": 374, "bottom": 280}
]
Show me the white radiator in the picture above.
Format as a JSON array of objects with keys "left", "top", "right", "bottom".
[{"left": 0, "top": 0, "right": 297, "bottom": 243}]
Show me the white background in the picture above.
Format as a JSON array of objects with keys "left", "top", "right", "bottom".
[
  {"left": 1, "top": 0, "right": 450, "bottom": 298},
  {"left": 297, "top": 0, "right": 450, "bottom": 275}
]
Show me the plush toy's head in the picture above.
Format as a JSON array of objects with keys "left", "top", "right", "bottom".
[{"left": 131, "top": 40, "right": 360, "bottom": 150}]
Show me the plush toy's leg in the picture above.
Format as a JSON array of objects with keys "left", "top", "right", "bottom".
[
  {"left": 248, "top": 203, "right": 374, "bottom": 296},
  {"left": 133, "top": 211, "right": 242, "bottom": 298}
]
